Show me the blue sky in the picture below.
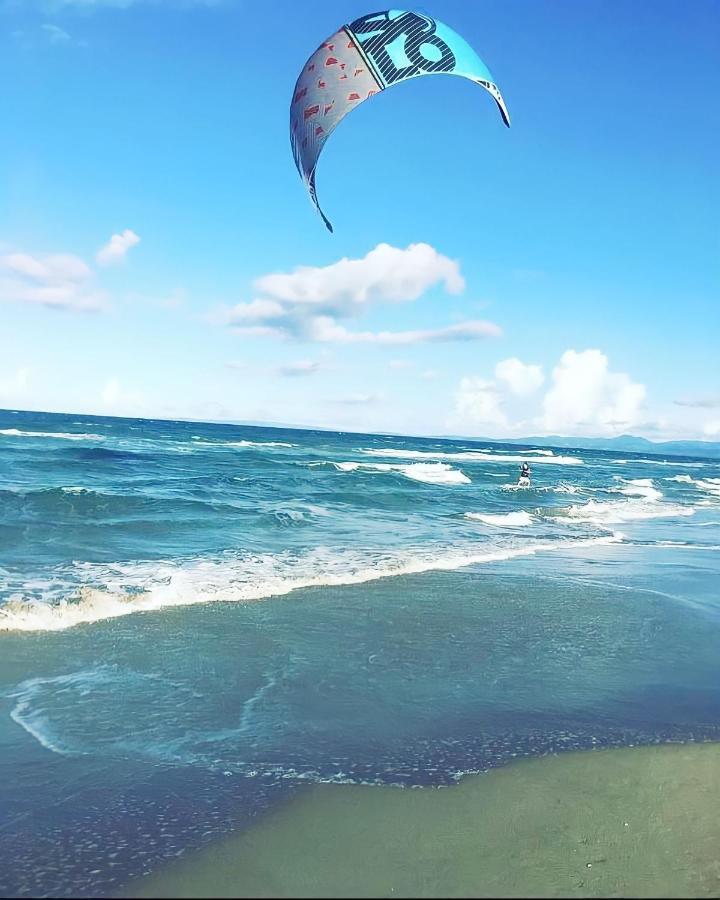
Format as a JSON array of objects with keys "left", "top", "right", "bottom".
[{"left": 1, "top": 0, "right": 718, "bottom": 439}]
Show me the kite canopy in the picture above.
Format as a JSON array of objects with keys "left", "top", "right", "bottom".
[{"left": 290, "top": 9, "right": 510, "bottom": 231}]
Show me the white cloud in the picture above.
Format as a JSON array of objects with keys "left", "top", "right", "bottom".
[
  {"left": 224, "top": 243, "right": 500, "bottom": 345},
  {"left": 298, "top": 319, "right": 501, "bottom": 345},
  {"left": 674, "top": 396, "right": 720, "bottom": 409},
  {"left": 276, "top": 360, "right": 320, "bottom": 377},
  {"left": 449, "top": 350, "right": 649, "bottom": 438},
  {"left": 1, "top": 252, "right": 90, "bottom": 282},
  {"left": 542, "top": 349, "right": 646, "bottom": 436},
  {"left": 704, "top": 420, "right": 720, "bottom": 437},
  {"left": 229, "top": 298, "right": 285, "bottom": 324},
  {"left": 255, "top": 242, "right": 464, "bottom": 307},
  {"left": 0, "top": 251, "right": 105, "bottom": 311},
  {"left": 494, "top": 357, "right": 544, "bottom": 395},
  {"left": 453, "top": 377, "right": 507, "bottom": 428},
  {"left": 96, "top": 229, "right": 140, "bottom": 266}
]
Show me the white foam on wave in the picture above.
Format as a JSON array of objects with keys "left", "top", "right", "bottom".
[
  {"left": 7, "top": 671, "right": 109, "bottom": 755},
  {"left": 359, "top": 447, "right": 582, "bottom": 466},
  {"left": 192, "top": 439, "right": 295, "bottom": 449},
  {"left": 461, "top": 448, "right": 556, "bottom": 457},
  {"left": 615, "top": 478, "right": 663, "bottom": 502},
  {"left": 553, "top": 478, "right": 694, "bottom": 525},
  {"left": 0, "top": 429, "right": 103, "bottom": 441},
  {"left": 615, "top": 458, "right": 707, "bottom": 468},
  {"left": 501, "top": 482, "right": 581, "bottom": 494},
  {"left": 465, "top": 511, "right": 535, "bottom": 527},
  {"left": 334, "top": 461, "right": 471, "bottom": 485},
  {"left": 648, "top": 540, "right": 720, "bottom": 551},
  {"left": 0, "top": 533, "right": 623, "bottom": 634},
  {"left": 667, "top": 474, "right": 720, "bottom": 498}
]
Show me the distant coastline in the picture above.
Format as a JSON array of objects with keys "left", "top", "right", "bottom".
[{"left": 3, "top": 407, "right": 720, "bottom": 460}]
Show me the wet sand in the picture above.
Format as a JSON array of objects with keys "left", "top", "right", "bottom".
[{"left": 128, "top": 741, "right": 720, "bottom": 898}]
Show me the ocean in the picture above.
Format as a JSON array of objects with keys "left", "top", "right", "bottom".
[{"left": 1, "top": 409, "right": 719, "bottom": 897}]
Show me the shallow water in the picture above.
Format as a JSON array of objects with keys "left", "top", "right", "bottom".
[
  {"left": 1, "top": 410, "right": 719, "bottom": 897},
  {"left": 130, "top": 742, "right": 720, "bottom": 899}
]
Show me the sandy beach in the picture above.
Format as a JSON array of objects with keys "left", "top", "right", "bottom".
[{"left": 129, "top": 741, "right": 720, "bottom": 899}]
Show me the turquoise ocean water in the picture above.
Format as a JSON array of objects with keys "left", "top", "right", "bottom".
[{"left": 1, "top": 409, "right": 719, "bottom": 897}]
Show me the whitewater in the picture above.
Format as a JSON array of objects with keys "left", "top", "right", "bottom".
[{"left": 1, "top": 412, "right": 717, "bottom": 633}]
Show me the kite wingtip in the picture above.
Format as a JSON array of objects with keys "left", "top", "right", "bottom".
[{"left": 319, "top": 209, "right": 334, "bottom": 233}]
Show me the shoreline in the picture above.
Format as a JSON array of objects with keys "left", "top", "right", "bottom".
[{"left": 127, "top": 740, "right": 720, "bottom": 899}]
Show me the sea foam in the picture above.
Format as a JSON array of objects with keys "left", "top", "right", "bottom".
[
  {"left": 0, "top": 534, "right": 623, "bottom": 633},
  {"left": 359, "top": 448, "right": 583, "bottom": 466},
  {"left": 0, "top": 429, "right": 103, "bottom": 441},
  {"left": 333, "top": 461, "right": 471, "bottom": 485}
]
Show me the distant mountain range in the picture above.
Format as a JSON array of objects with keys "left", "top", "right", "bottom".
[
  {"left": 4, "top": 409, "right": 719, "bottom": 460},
  {"left": 182, "top": 418, "right": 720, "bottom": 459},
  {"left": 476, "top": 434, "right": 720, "bottom": 460},
  {"left": 233, "top": 421, "right": 720, "bottom": 460}
]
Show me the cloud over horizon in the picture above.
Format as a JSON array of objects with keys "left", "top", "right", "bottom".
[
  {"left": 542, "top": 349, "right": 646, "bottom": 436},
  {"left": 451, "top": 350, "right": 647, "bottom": 438}
]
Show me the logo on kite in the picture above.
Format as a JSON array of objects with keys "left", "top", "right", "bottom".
[{"left": 290, "top": 8, "right": 510, "bottom": 232}]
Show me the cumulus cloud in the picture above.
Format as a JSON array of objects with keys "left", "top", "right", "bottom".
[
  {"left": 704, "top": 421, "right": 720, "bottom": 437},
  {"left": 542, "top": 349, "right": 646, "bottom": 435},
  {"left": 255, "top": 242, "right": 464, "bottom": 307},
  {"left": 0, "top": 251, "right": 105, "bottom": 311},
  {"left": 494, "top": 357, "right": 544, "bottom": 396},
  {"left": 96, "top": 229, "right": 140, "bottom": 266},
  {"left": 225, "top": 243, "right": 500, "bottom": 345},
  {"left": 450, "top": 349, "right": 648, "bottom": 438},
  {"left": 453, "top": 377, "right": 507, "bottom": 428}
]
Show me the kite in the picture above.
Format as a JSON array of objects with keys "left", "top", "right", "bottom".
[{"left": 290, "top": 9, "right": 510, "bottom": 231}]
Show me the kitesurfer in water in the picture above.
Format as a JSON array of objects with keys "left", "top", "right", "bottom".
[{"left": 518, "top": 462, "right": 531, "bottom": 486}]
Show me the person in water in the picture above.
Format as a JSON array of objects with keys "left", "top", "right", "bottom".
[{"left": 519, "top": 461, "right": 531, "bottom": 484}]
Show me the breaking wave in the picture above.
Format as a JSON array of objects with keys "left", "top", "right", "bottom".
[
  {"left": 0, "top": 429, "right": 104, "bottom": 441},
  {"left": 358, "top": 447, "right": 583, "bottom": 466},
  {"left": 332, "top": 461, "right": 471, "bottom": 485},
  {"left": 0, "top": 533, "right": 623, "bottom": 633}
]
